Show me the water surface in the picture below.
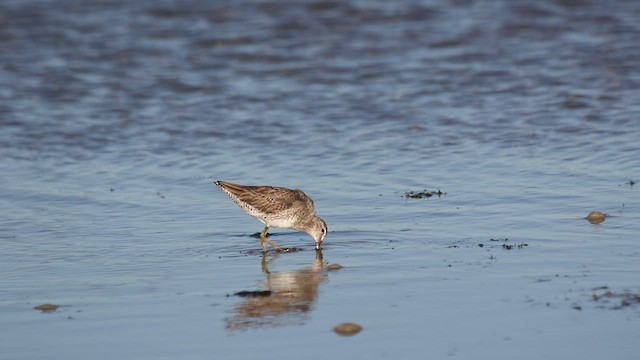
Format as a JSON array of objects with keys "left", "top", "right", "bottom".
[{"left": 1, "top": 0, "right": 639, "bottom": 359}]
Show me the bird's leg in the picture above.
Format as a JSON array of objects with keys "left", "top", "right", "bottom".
[
  {"left": 259, "top": 226, "right": 283, "bottom": 252},
  {"left": 259, "top": 227, "right": 269, "bottom": 252}
]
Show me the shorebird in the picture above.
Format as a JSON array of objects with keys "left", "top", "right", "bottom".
[{"left": 214, "top": 181, "right": 327, "bottom": 252}]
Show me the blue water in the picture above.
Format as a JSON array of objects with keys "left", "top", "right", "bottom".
[{"left": 1, "top": 0, "right": 639, "bottom": 359}]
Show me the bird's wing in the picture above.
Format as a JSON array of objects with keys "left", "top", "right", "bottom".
[{"left": 217, "top": 181, "right": 314, "bottom": 215}]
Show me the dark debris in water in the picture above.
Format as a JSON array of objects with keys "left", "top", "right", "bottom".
[
  {"left": 501, "top": 243, "right": 528, "bottom": 250},
  {"left": 232, "top": 290, "right": 272, "bottom": 298},
  {"left": 243, "top": 247, "right": 304, "bottom": 255},
  {"left": 487, "top": 237, "right": 528, "bottom": 249},
  {"left": 278, "top": 247, "right": 303, "bottom": 253},
  {"left": 617, "top": 179, "right": 636, "bottom": 188},
  {"left": 403, "top": 189, "right": 445, "bottom": 199},
  {"left": 592, "top": 287, "right": 640, "bottom": 310},
  {"left": 450, "top": 237, "right": 528, "bottom": 250}
]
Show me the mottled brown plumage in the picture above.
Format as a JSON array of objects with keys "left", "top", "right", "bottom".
[{"left": 214, "top": 180, "right": 327, "bottom": 252}]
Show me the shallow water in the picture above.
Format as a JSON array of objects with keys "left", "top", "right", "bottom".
[{"left": 1, "top": 0, "right": 639, "bottom": 359}]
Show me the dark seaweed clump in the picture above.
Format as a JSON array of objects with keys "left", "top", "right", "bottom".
[{"left": 404, "top": 189, "right": 445, "bottom": 199}]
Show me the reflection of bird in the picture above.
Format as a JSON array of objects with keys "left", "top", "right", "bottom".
[
  {"left": 225, "top": 251, "right": 327, "bottom": 331},
  {"left": 214, "top": 181, "right": 328, "bottom": 252}
]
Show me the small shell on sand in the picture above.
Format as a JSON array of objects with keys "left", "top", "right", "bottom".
[
  {"left": 327, "top": 263, "right": 343, "bottom": 271},
  {"left": 34, "top": 304, "right": 59, "bottom": 312},
  {"left": 586, "top": 211, "right": 606, "bottom": 224},
  {"left": 333, "top": 322, "right": 363, "bottom": 336}
]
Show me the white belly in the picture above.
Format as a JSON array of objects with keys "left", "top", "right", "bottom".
[{"left": 260, "top": 215, "right": 297, "bottom": 229}]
